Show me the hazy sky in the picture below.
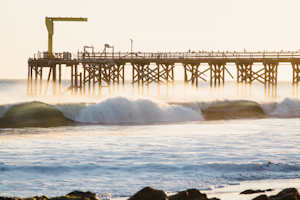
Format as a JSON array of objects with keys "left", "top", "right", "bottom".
[{"left": 0, "top": 0, "right": 299, "bottom": 80}]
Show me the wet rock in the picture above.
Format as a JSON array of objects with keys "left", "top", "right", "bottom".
[
  {"left": 271, "top": 188, "right": 300, "bottom": 199},
  {"left": 253, "top": 195, "right": 270, "bottom": 200},
  {"left": 50, "top": 196, "right": 82, "bottom": 200},
  {"left": 128, "top": 186, "right": 168, "bottom": 200},
  {"left": 30, "top": 197, "right": 50, "bottom": 200},
  {"left": 187, "top": 189, "right": 207, "bottom": 200},
  {"left": 67, "top": 191, "right": 99, "bottom": 200},
  {"left": 241, "top": 189, "right": 274, "bottom": 195},
  {"left": 252, "top": 188, "right": 300, "bottom": 200},
  {"left": 241, "top": 189, "right": 266, "bottom": 195},
  {"left": 168, "top": 189, "right": 207, "bottom": 200}
]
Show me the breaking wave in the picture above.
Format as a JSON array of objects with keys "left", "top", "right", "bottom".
[
  {"left": 0, "top": 96, "right": 299, "bottom": 128},
  {"left": 74, "top": 96, "right": 202, "bottom": 124},
  {"left": 0, "top": 101, "right": 74, "bottom": 128}
]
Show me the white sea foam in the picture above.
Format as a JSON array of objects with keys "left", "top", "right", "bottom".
[
  {"left": 271, "top": 98, "right": 300, "bottom": 117},
  {"left": 74, "top": 96, "right": 203, "bottom": 123}
]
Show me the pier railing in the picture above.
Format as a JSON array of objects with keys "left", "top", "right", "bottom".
[
  {"left": 32, "top": 51, "right": 300, "bottom": 62},
  {"left": 77, "top": 51, "right": 300, "bottom": 62}
]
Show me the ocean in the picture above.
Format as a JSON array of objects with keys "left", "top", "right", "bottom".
[{"left": 0, "top": 79, "right": 300, "bottom": 199}]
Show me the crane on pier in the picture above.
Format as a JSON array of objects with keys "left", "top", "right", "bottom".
[{"left": 45, "top": 17, "right": 88, "bottom": 58}]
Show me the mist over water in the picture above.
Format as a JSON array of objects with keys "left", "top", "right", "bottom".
[{"left": 0, "top": 79, "right": 300, "bottom": 199}]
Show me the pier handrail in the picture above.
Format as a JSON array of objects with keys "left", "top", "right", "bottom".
[{"left": 31, "top": 51, "right": 300, "bottom": 62}]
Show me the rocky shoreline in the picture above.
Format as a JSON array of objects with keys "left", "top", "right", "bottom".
[{"left": 1, "top": 187, "right": 300, "bottom": 200}]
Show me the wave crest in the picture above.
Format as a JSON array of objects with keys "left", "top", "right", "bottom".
[
  {"left": 271, "top": 98, "right": 300, "bottom": 117},
  {"left": 75, "top": 96, "right": 203, "bottom": 124}
]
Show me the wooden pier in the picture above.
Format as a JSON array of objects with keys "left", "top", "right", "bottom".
[{"left": 27, "top": 48, "right": 300, "bottom": 97}]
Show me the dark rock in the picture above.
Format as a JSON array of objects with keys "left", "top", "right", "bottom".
[
  {"left": 187, "top": 189, "right": 207, "bottom": 200},
  {"left": 168, "top": 189, "right": 207, "bottom": 200},
  {"left": 241, "top": 189, "right": 275, "bottom": 195},
  {"left": 209, "top": 198, "right": 220, "bottom": 200},
  {"left": 50, "top": 196, "right": 83, "bottom": 200},
  {"left": 67, "top": 191, "right": 99, "bottom": 200},
  {"left": 241, "top": 189, "right": 266, "bottom": 195},
  {"left": 168, "top": 191, "right": 188, "bottom": 200},
  {"left": 272, "top": 188, "right": 300, "bottom": 199},
  {"left": 30, "top": 197, "right": 50, "bottom": 200},
  {"left": 253, "top": 195, "right": 270, "bottom": 200},
  {"left": 128, "top": 187, "right": 168, "bottom": 200},
  {"left": 278, "top": 193, "right": 300, "bottom": 200}
]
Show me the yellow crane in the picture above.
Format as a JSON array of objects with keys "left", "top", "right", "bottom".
[{"left": 45, "top": 17, "right": 88, "bottom": 58}]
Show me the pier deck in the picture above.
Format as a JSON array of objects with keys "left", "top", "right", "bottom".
[{"left": 28, "top": 50, "right": 300, "bottom": 97}]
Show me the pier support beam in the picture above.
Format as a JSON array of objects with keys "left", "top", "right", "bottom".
[
  {"left": 82, "top": 61, "right": 120, "bottom": 95},
  {"left": 263, "top": 61, "right": 278, "bottom": 98},
  {"left": 183, "top": 63, "right": 208, "bottom": 87},
  {"left": 132, "top": 62, "right": 175, "bottom": 96},
  {"left": 27, "top": 63, "right": 30, "bottom": 95},
  {"left": 27, "top": 64, "right": 45, "bottom": 95},
  {"left": 157, "top": 63, "right": 175, "bottom": 96},
  {"left": 52, "top": 64, "right": 57, "bottom": 95},
  {"left": 209, "top": 61, "right": 233, "bottom": 87},
  {"left": 110, "top": 64, "right": 125, "bottom": 94},
  {"left": 83, "top": 65, "right": 98, "bottom": 95},
  {"left": 59, "top": 64, "right": 61, "bottom": 94},
  {"left": 236, "top": 61, "right": 253, "bottom": 98},
  {"left": 292, "top": 61, "right": 300, "bottom": 96},
  {"left": 132, "top": 62, "right": 151, "bottom": 95},
  {"left": 39, "top": 66, "right": 43, "bottom": 95}
]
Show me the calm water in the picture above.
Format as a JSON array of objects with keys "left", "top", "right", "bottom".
[{"left": 0, "top": 79, "right": 299, "bottom": 199}]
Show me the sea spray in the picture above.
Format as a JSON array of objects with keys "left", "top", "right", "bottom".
[
  {"left": 271, "top": 97, "right": 300, "bottom": 117},
  {"left": 75, "top": 96, "right": 203, "bottom": 124}
]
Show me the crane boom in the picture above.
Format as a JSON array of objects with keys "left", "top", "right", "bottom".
[{"left": 45, "top": 17, "right": 88, "bottom": 58}]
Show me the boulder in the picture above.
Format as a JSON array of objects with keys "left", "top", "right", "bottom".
[
  {"left": 128, "top": 187, "right": 168, "bottom": 200},
  {"left": 253, "top": 195, "right": 270, "bottom": 200},
  {"left": 241, "top": 189, "right": 274, "bottom": 195},
  {"left": 168, "top": 189, "right": 207, "bottom": 200},
  {"left": 252, "top": 188, "right": 300, "bottom": 200},
  {"left": 271, "top": 188, "right": 299, "bottom": 199},
  {"left": 67, "top": 191, "right": 99, "bottom": 200},
  {"left": 241, "top": 190, "right": 266, "bottom": 195}
]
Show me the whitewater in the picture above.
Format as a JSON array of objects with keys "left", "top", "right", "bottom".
[{"left": 0, "top": 80, "right": 300, "bottom": 199}]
